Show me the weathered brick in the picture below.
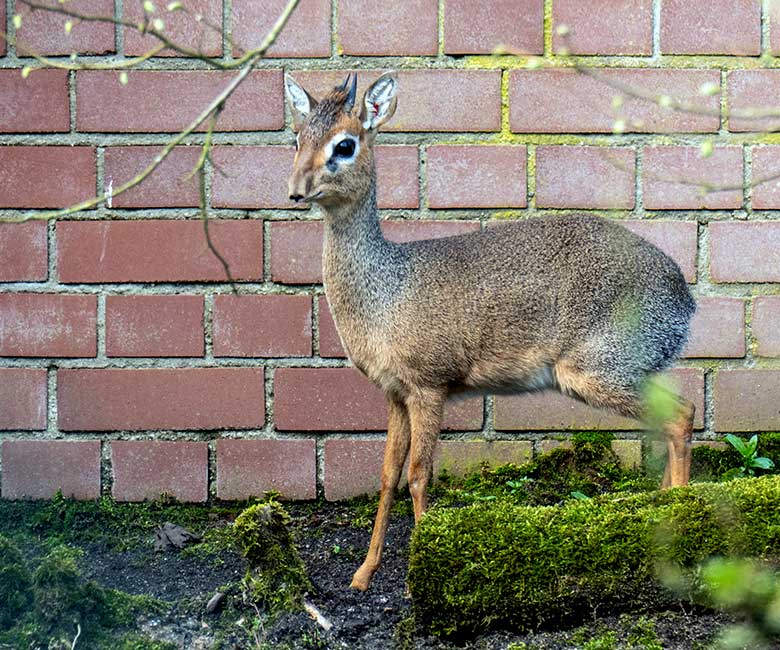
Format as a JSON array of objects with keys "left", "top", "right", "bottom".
[
  {"left": 0, "top": 69, "right": 69, "bottom": 133},
  {"left": 714, "top": 370, "right": 780, "bottom": 432},
  {"left": 103, "top": 146, "right": 202, "bottom": 208},
  {"left": 295, "top": 70, "right": 502, "bottom": 132},
  {"left": 339, "top": 0, "right": 437, "bottom": 55},
  {"left": 274, "top": 367, "right": 482, "bottom": 431},
  {"left": 211, "top": 146, "right": 300, "bottom": 209},
  {"left": 771, "top": 1, "right": 780, "bottom": 56},
  {"left": 111, "top": 441, "right": 207, "bottom": 502},
  {"left": 495, "top": 368, "right": 704, "bottom": 430},
  {"left": 752, "top": 296, "right": 780, "bottom": 357},
  {"left": 16, "top": 0, "right": 114, "bottom": 55},
  {"left": 660, "top": 0, "right": 760, "bottom": 55},
  {"left": 0, "top": 294, "right": 96, "bottom": 357},
  {"left": 1, "top": 440, "right": 101, "bottom": 500},
  {"left": 213, "top": 295, "right": 312, "bottom": 357},
  {"left": 445, "top": 0, "right": 543, "bottom": 55},
  {"left": 643, "top": 146, "right": 743, "bottom": 210},
  {"left": 375, "top": 146, "right": 420, "bottom": 209},
  {"left": 318, "top": 297, "right": 346, "bottom": 358},
  {"left": 124, "top": 0, "right": 221, "bottom": 57},
  {"left": 57, "top": 220, "right": 263, "bottom": 283},
  {"left": 216, "top": 439, "right": 316, "bottom": 500},
  {"left": 510, "top": 69, "right": 720, "bottom": 133},
  {"left": 553, "top": 0, "right": 652, "bottom": 55},
  {"left": 610, "top": 439, "right": 643, "bottom": 469},
  {"left": 323, "top": 438, "right": 533, "bottom": 500},
  {"left": 270, "top": 220, "right": 480, "bottom": 285},
  {"left": 105, "top": 295, "right": 204, "bottom": 357},
  {"left": 684, "top": 297, "right": 745, "bottom": 358},
  {"left": 622, "top": 220, "right": 698, "bottom": 283},
  {"left": 0, "top": 147, "right": 96, "bottom": 209},
  {"left": 728, "top": 71, "right": 780, "bottom": 132},
  {"left": 0, "top": 222, "right": 47, "bottom": 282},
  {"left": 76, "top": 70, "right": 283, "bottom": 132},
  {"left": 58, "top": 368, "right": 264, "bottom": 430},
  {"left": 535, "top": 146, "right": 635, "bottom": 209},
  {"left": 0, "top": 368, "right": 47, "bottom": 430},
  {"left": 750, "top": 146, "right": 780, "bottom": 209},
  {"left": 427, "top": 145, "right": 527, "bottom": 209},
  {"left": 710, "top": 222, "right": 780, "bottom": 283},
  {"left": 0, "top": 2, "right": 5, "bottom": 56},
  {"left": 233, "top": 0, "right": 330, "bottom": 57}
]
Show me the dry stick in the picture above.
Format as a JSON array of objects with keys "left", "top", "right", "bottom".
[{"left": 1, "top": 0, "right": 301, "bottom": 227}]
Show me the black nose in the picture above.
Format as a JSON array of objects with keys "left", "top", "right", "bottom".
[{"left": 289, "top": 193, "right": 303, "bottom": 202}]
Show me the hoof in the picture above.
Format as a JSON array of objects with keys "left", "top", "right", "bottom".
[{"left": 350, "top": 565, "right": 374, "bottom": 591}]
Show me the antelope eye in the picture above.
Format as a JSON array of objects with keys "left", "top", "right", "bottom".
[{"left": 334, "top": 139, "right": 356, "bottom": 158}]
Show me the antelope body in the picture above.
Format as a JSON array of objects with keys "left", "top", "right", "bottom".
[{"left": 285, "top": 72, "right": 697, "bottom": 592}]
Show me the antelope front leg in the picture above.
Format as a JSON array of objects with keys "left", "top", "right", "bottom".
[
  {"left": 661, "top": 398, "right": 695, "bottom": 488},
  {"left": 406, "top": 389, "right": 445, "bottom": 522},
  {"left": 350, "top": 398, "right": 411, "bottom": 591}
]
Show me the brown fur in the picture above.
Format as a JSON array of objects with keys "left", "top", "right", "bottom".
[{"left": 284, "top": 73, "right": 697, "bottom": 592}]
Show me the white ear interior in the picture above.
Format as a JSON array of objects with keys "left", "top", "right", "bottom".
[
  {"left": 285, "top": 75, "right": 311, "bottom": 118},
  {"left": 363, "top": 73, "right": 397, "bottom": 130}
]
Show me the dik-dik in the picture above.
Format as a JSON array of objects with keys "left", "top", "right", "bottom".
[{"left": 284, "top": 72, "right": 696, "bottom": 592}]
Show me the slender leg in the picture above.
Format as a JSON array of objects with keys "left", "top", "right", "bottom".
[
  {"left": 661, "top": 398, "right": 695, "bottom": 488},
  {"left": 350, "top": 397, "right": 411, "bottom": 591},
  {"left": 406, "top": 388, "right": 445, "bottom": 523}
]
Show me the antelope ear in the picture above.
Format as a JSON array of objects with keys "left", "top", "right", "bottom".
[
  {"left": 360, "top": 71, "right": 398, "bottom": 132},
  {"left": 285, "top": 74, "right": 317, "bottom": 123}
]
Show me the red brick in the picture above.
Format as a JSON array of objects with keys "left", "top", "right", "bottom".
[
  {"left": 750, "top": 146, "right": 780, "bottom": 209},
  {"left": 444, "top": 0, "right": 542, "bottom": 55},
  {"left": 375, "top": 146, "right": 419, "bottom": 209},
  {"left": 771, "top": 2, "right": 780, "bottom": 56},
  {"left": 295, "top": 70, "right": 502, "bottom": 132},
  {"left": 684, "top": 297, "right": 745, "bottom": 358},
  {"left": 622, "top": 220, "right": 698, "bottom": 283},
  {"left": 59, "top": 368, "right": 264, "bottom": 430},
  {"left": 339, "top": 0, "right": 437, "bottom": 55},
  {"left": 0, "top": 294, "right": 96, "bottom": 357},
  {"left": 270, "top": 220, "right": 481, "bottom": 285},
  {"left": 0, "top": 222, "right": 47, "bottom": 282},
  {"left": 16, "top": 0, "right": 114, "bottom": 55},
  {"left": 124, "top": 0, "right": 221, "bottom": 57},
  {"left": 216, "top": 439, "right": 316, "bottom": 500},
  {"left": 211, "top": 146, "right": 300, "bottom": 209},
  {"left": 0, "top": 369, "right": 47, "bottom": 430},
  {"left": 76, "top": 70, "right": 283, "bottom": 132},
  {"left": 510, "top": 69, "right": 720, "bottom": 134},
  {"left": 714, "top": 370, "right": 780, "bottom": 432},
  {"left": 318, "top": 297, "right": 345, "bottom": 357},
  {"left": 0, "top": 69, "right": 69, "bottom": 133},
  {"left": 553, "top": 0, "right": 652, "bottom": 55},
  {"left": 103, "top": 146, "right": 202, "bottom": 208},
  {"left": 105, "top": 295, "right": 204, "bottom": 357},
  {"left": 752, "top": 296, "right": 780, "bottom": 357},
  {"left": 495, "top": 368, "right": 704, "bottom": 430},
  {"left": 1, "top": 440, "right": 101, "bottom": 500},
  {"left": 323, "top": 438, "right": 534, "bottom": 500},
  {"left": 660, "top": 0, "right": 760, "bottom": 55},
  {"left": 710, "top": 222, "right": 780, "bottom": 283},
  {"left": 274, "top": 367, "right": 482, "bottom": 431},
  {"left": 0, "top": 147, "right": 96, "bottom": 209},
  {"left": 427, "top": 145, "right": 526, "bottom": 209},
  {"left": 536, "top": 146, "right": 635, "bottom": 209},
  {"left": 728, "top": 71, "right": 780, "bottom": 132},
  {"left": 643, "top": 146, "right": 743, "bottom": 210},
  {"left": 57, "top": 220, "right": 263, "bottom": 283},
  {"left": 111, "top": 441, "right": 207, "bottom": 502},
  {"left": 232, "top": 0, "right": 331, "bottom": 57},
  {"left": 213, "top": 295, "right": 312, "bottom": 357}
]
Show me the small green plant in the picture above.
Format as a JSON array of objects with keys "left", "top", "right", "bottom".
[{"left": 723, "top": 434, "right": 775, "bottom": 480}]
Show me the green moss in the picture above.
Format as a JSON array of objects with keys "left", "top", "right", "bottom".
[
  {"left": 0, "top": 535, "right": 32, "bottom": 630},
  {"left": 691, "top": 434, "right": 780, "bottom": 482},
  {"left": 233, "top": 500, "right": 311, "bottom": 618},
  {"left": 409, "top": 476, "right": 780, "bottom": 637}
]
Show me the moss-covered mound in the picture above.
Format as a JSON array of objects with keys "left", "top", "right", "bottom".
[
  {"left": 408, "top": 476, "right": 780, "bottom": 638},
  {"left": 0, "top": 536, "right": 32, "bottom": 630}
]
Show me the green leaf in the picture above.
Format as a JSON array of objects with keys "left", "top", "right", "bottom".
[
  {"left": 751, "top": 456, "right": 775, "bottom": 470},
  {"left": 746, "top": 434, "right": 758, "bottom": 456},
  {"left": 570, "top": 491, "right": 590, "bottom": 501},
  {"left": 725, "top": 434, "right": 749, "bottom": 458}
]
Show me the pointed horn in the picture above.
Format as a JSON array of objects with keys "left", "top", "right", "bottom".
[{"left": 343, "top": 73, "right": 358, "bottom": 113}]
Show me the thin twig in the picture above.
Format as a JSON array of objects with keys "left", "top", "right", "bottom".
[{"left": 70, "top": 623, "right": 81, "bottom": 650}]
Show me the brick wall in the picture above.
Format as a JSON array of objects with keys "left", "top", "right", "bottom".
[{"left": 0, "top": 0, "right": 777, "bottom": 502}]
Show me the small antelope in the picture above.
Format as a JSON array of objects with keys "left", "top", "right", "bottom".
[{"left": 284, "top": 72, "right": 696, "bottom": 592}]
